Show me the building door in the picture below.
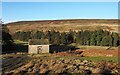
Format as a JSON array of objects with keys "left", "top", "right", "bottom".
[{"left": 37, "top": 46, "right": 42, "bottom": 53}]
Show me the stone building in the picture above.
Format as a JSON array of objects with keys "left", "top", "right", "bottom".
[{"left": 28, "top": 39, "right": 49, "bottom": 54}]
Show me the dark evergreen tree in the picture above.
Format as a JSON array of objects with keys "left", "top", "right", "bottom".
[
  {"left": 109, "top": 35, "right": 113, "bottom": 46},
  {"left": 111, "top": 32, "right": 119, "bottom": 47},
  {"left": 2, "top": 24, "right": 14, "bottom": 53},
  {"left": 61, "top": 32, "right": 67, "bottom": 45},
  {"left": 41, "top": 33, "right": 46, "bottom": 39},
  {"left": 50, "top": 29, "right": 56, "bottom": 44},
  {"left": 37, "top": 31, "right": 43, "bottom": 39},
  {"left": 96, "top": 35, "right": 102, "bottom": 46},
  {"left": 33, "top": 31, "right": 39, "bottom": 39},
  {"left": 73, "top": 31, "right": 77, "bottom": 43},
  {"left": 25, "top": 32, "right": 31, "bottom": 41},
  {"left": 83, "top": 31, "right": 90, "bottom": 45},
  {"left": 45, "top": 31, "right": 51, "bottom": 41},
  {"left": 54, "top": 32, "right": 61, "bottom": 45},
  {"left": 100, "top": 35, "right": 110, "bottom": 46},
  {"left": 66, "top": 33, "right": 73, "bottom": 44},
  {"left": 13, "top": 31, "right": 20, "bottom": 40},
  {"left": 12, "top": 29, "right": 120, "bottom": 47},
  {"left": 76, "top": 31, "right": 81, "bottom": 44},
  {"left": 19, "top": 32, "right": 26, "bottom": 41},
  {"left": 80, "top": 31, "right": 84, "bottom": 45},
  {"left": 90, "top": 33, "right": 96, "bottom": 45},
  {"left": 119, "top": 36, "right": 120, "bottom": 46},
  {"left": 96, "top": 30, "right": 103, "bottom": 46},
  {"left": 69, "top": 30, "right": 76, "bottom": 43}
]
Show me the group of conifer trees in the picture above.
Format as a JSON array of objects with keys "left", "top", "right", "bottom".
[
  {"left": 2, "top": 24, "right": 14, "bottom": 52},
  {"left": 12, "top": 29, "right": 120, "bottom": 47}
]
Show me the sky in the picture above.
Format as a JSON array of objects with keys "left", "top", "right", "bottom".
[{"left": 2, "top": 2, "right": 118, "bottom": 23}]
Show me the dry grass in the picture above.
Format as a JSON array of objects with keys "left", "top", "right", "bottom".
[{"left": 6, "top": 19, "right": 118, "bottom": 34}]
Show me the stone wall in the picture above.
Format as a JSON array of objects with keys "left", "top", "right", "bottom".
[
  {"left": 28, "top": 45, "right": 49, "bottom": 54},
  {"left": 49, "top": 45, "right": 76, "bottom": 53}
]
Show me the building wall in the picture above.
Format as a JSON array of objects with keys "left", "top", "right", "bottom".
[{"left": 28, "top": 45, "right": 49, "bottom": 54}]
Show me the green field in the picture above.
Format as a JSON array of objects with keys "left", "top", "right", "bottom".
[
  {"left": 14, "top": 40, "right": 28, "bottom": 45},
  {"left": 56, "top": 56, "right": 118, "bottom": 63},
  {"left": 70, "top": 43, "right": 119, "bottom": 50}
]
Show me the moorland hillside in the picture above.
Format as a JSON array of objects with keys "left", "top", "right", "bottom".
[{"left": 5, "top": 19, "right": 119, "bottom": 34}]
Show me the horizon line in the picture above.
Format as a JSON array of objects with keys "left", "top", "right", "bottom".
[{"left": 4, "top": 18, "right": 119, "bottom": 24}]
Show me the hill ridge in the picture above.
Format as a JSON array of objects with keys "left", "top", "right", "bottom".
[
  {"left": 5, "top": 19, "right": 119, "bottom": 34},
  {"left": 5, "top": 19, "right": 118, "bottom": 26}
]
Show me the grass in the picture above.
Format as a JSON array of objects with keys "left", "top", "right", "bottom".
[
  {"left": 30, "top": 53, "right": 50, "bottom": 56},
  {"left": 14, "top": 40, "right": 28, "bottom": 45},
  {"left": 29, "top": 53, "right": 118, "bottom": 63},
  {"left": 70, "top": 43, "right": 119, "bottom": 50},
  {"left": 3, "top": 54, "right": 118, "bottom": 63},
  {"left": 56, "top": 56, "right": 118, "bottom": 63},
  {"left": 76, "top": 45, "right": 118, "bottom": 50}
]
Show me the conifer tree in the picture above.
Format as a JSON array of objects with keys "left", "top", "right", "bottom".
[
  {"left": 12, "top": 29, "right": 120, "bottom": 47},
  {"left": 96, "top": 35, "right": 102, "bottom": 46},
  {"left": 46, "top": 31, "right": 51, "bottom": 41},
  {"left": 109, "top": 35, "right": 113, "bottom": 46},
  {"left": 25, "top": 32, "right": 31, "bottom": 41},
  {"left": 76, "top": 31, "right": 81, "bottom": 44},
  {"left": 50, "top": 29, "right": 56, "bottom": 44},
  {"left": 96, "top": 30, "right": 102, "bottom": 46},
  {"left": 2, "top": 24, "right": 14, "bottom": 52},
  {"left": 54, "top": 32, "right": 61, "bottom": 45},
  {"left": 100, "top": 35, "right": 110, "bottom": 46},
  {"left": 37, "top": 31, "right": 43, "bottom": 39},
  {"left": 112, "top": 32, "right": 119, "bottom": 47},
  {"left": 90, "top": 33, "right": 96, "bottom": 45},
  {"left": 83, "top": 31, "right": 90, "bottom": 45},
  {"left": 66, "top": 33, "right": 73, "bottom": 44},
  {"left": 80, "top": 31, "right": 84, "bottom": 45},
  {"left": 61, "top": 32, "right": 67, "bottom": 45},
  {"left": 13, "top": 31, "right": 20, "bottom": 40}
]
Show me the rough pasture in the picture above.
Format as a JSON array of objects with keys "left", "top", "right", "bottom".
[{"left": 2, "top": 54, "right": 119, "bottom": 74}]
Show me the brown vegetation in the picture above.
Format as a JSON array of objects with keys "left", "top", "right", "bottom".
[
  {"left": 49, "top": 49, "right": 118, "bottom": 57},
  {"left": 81, "top": 49, "right": 118, "bottom": 57},
  {"left": 2, "top": 55, "right": 119, "bottom": 74},
  {"left": 5, "top": 19, "right": 119, "bottom": 34}
]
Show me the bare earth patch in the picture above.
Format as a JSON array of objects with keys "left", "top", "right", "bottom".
[{"left": 81, "top": 49, "right": 118, "bottom": 57}]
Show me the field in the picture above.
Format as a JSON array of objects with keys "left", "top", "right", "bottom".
[
  {"left": 2, "top": 54, "right": 119, "bottom": 74},
  {"left": 2, "top": 40, "right": 120, "bottom": 74}
]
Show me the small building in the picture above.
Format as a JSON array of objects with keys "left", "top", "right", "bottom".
[{"left": 28, "top": 39, "right": 49, "bottom": 54}]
